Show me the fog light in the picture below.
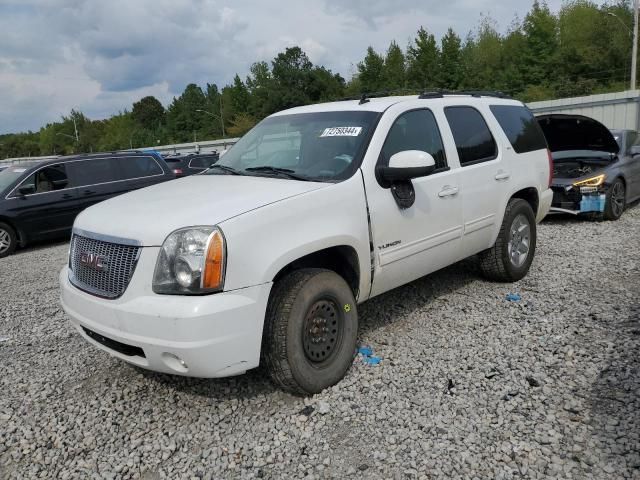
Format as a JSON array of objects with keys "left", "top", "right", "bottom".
[{"left": 161, "top": 352, "right": 189, "bottom": 373}]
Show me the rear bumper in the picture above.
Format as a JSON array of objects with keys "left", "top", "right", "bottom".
[
  {"left": 60, "top": 267, "right": 272, "bottom": 378},
  {"left": 537, "top": 188, "right": 553, "bottom": 222}
]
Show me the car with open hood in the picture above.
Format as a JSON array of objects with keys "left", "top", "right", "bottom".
[
  {"left": 538, "top": 114, "right": 640, "bottom": 220},
  {"left": 60, "top": 92, "right": 553, "bottom": 395}
]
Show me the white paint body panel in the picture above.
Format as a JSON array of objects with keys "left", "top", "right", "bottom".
[{"left": 62, "top": 95, "right": 553, "bottom": 379}]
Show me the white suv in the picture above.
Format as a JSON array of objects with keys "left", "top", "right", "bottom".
[{"left": 60, "top": 93, "right": 553, "bottom": 395}]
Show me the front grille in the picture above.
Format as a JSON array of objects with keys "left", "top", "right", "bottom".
[
  {"left": 69, "top": 233, "right": 140, "bottom": 299},
  {"left": 82, "top": 327, "right": 145, "bottom": 357}
]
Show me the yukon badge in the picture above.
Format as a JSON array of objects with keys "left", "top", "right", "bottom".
[
  {"left": 80, "top": 252, "right": 109, "bottom": 273},
  {"left": 378, "top": 240, "right": 401, "bottom": 251}
]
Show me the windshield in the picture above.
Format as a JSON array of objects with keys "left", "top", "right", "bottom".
[
  {"left": 0, "top": 165, "right": 30, "bottom": 193},
  {"left": 207, "top": 111, "right": 380, "bottom": 182}
]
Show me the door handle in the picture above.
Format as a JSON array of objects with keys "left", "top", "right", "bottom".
[
  {"left": 83, "top": 190, "right": 96, "bottom": 195},
  {"left": 495, "top": 171, "right": 511, "bottom": 181},
  {"left": 62, "top": 194, "right": 74, "bottom": 199},
  {"left": 438, "top": 186, "right": 459, "bottom": 198}
]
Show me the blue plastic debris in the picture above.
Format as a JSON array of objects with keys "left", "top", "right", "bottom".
[
  {"left": 357, "top": 345, "right": 381, "bottom": 365},
  {"left": 363, "top": 356, "right": 381, "bottom": 365},
  {"left": 357, "top": 346, "right": 373, "bottom": 356},
  {"left": 506, "top": 293, "right": 521, "bottom": 302}
]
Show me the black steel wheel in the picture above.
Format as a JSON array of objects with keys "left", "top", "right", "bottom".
[{"left": 261, "top": 268, "right": 358, "bottom": 395}]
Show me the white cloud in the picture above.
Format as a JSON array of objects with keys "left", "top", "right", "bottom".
[{"left": 0, "top": 0, "right": 571, "bottom": 133}]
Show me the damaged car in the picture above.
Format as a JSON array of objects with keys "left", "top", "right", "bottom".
[{"left": 538, "top": 114, "right": 640, "bottom": 220}]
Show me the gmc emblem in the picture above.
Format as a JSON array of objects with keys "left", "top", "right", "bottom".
[{"left": 80, "top": 252, "right": 109, "bottom": 273}]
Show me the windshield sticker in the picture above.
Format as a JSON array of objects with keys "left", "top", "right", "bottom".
[{"left": 320, "top": 127, "right": 362, "bottom": 137}]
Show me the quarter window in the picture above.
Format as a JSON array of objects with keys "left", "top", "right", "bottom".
[
  {"left": 116, "top": 156, "right": 163, "bottom": 179},
  {"left": 380, "top": 109, "right": 447, "bottom": 170},
  {"left": 444, "top": 107, "right": 498, "bottom": 166},
  {"left": 489, "top": 105, "right": 547, "bottom": 154}
]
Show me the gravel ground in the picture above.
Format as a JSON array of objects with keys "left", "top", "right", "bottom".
[{"left": 1, "top": 205, "right": 639, "bottom": 480}]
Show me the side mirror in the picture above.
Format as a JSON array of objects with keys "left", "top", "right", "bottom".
[
  {"left": 630, "top": 145, "right": 640, "bottom": 157},
  {"left": 18, "top": 185, "right": 36, "bottom": 196},
  {"left": 378, "top": 150, "right": 436, "bottom": 187}
]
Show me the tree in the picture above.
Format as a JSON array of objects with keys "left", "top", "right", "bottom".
[
  {"left": 383, "top": 41, "right": 406, "bottom": 90},
  {"left": 522, "top": 1, "right": 558, "bottom": 87},
  {"left": 357, "top": 47, "right": 385, "bottom": 93},
  {"left": 166, "top": 83, "right": 207, "bottom": 142},
  {"left": 406, "top": 27, "right": 439, "bottom": 89},
  {"left": 131, "top": 96, "right": 165, "bottom": 131},
  {"left": 438, "top": 28, "right": 462, "bottom": 89}
]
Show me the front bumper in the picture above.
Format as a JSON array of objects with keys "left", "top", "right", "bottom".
[
  {"left": 550, "top": 184, "right": 605, "bottom": 215},
  {"left": 60, "top": 266, "right": 272, "bottom": 378}
]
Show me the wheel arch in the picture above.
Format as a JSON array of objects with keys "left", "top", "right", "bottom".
[
  {"left": 271, "top": 245, "right": 361, "bottom": 299},
  {"left": 0, "top": 216, "right": 25, "bottom": 247},
  {"left": 510, "top": 187, "right": 539, "bottom": 217}
]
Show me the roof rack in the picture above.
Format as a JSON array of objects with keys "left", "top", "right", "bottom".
[
  {"left": 418, "top": 89, "right": 511, "bottom": 99},
  {"left": 340, "top": 89, "right": 512, "bottom": 104}
]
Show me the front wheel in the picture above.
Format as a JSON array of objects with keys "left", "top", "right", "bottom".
[
  {"left": 603, "top": 178, "right": 625, "bottom": 221},
  {"left": 479, "top": 198, "right": 537, "bottom": 282},
  {"left": 261, "top": 268, "right": 358, "bottom": 395},
  {"left": 0, "top": 222, "right": 17, "bottom": 258}
]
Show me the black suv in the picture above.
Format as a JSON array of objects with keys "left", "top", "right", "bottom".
[
  {"left": 163, "top": 152, "right": 219, "bottom": 177},
  {"left": 0, "top": 152, "right": 174, "bottom": 257}
]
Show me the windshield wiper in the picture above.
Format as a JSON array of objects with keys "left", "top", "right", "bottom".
[
  {"left": 206, "top": 164, "right": 243, "bottom": 175},
  {"left": 245, "top": 166, "right": 311, "bottom": 181}
]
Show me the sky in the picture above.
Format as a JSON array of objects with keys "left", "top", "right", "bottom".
[{"left": 0, "top": 0, "right": 568, "bottom": 135}]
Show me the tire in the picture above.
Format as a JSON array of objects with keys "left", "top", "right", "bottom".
[
  {"left": 479, "top": 198, "right": 536, "bottom": 282},
  {"left": 0, "top": 222, "right": 17, "bottom": 258},
  {"left": 261, "top": 268, "right": 358, "bottom": 395},
  {"left": 603, "top": 178, "right": 625, "bottom": 221}
]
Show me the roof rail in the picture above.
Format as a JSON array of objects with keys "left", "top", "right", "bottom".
[{"left": 418, "top": 89, "right": 511, "bottom": 99}]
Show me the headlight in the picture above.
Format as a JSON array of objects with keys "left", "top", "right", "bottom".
[
  {"left": 152, "top": 226, "right": 226, "bottom": 295},
  {"left": 573, "top": 174, "right": 605, "bottom": 187}
]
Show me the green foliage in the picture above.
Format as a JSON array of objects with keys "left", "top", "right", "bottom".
[
  {"left": 406, "top": 28, "right": 439, "bottom": 89},
  {"left": 357, "top": 47, "right": 385, "bottom": 92},
  {"left": 1, "top": 1, "right": 635, "bottom": 158},
  {"left": 132, "top": 96, "right": 165, "bottom": 131}
]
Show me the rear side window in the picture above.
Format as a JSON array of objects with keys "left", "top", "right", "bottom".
[
  {"left": 444, "top": 107, "right": 498, "bottom": 166},
  {"left": 69, "top": 159, "right": 119, "bottom": 187},
  {"left": 189, "top": 155, "right": 217, "bottom": 169},
  {"left": 116, "top": 156, "right": 163, "bottom": 179},
  {"left": 380, "top": 109, "right": 447, "bottom": 170},
  {"left": 490, "top": 105, "right": 547, "bottom": 153}
]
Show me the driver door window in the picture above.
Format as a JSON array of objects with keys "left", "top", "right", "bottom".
[{"left": 16, "top": 164, "right": 69, "bottom": 196}]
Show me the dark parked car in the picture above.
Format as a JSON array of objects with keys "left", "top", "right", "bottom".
[
  {"left": 538, "top": 115, "right": 640, "bottom": 220},
  {"left": 0, "top": 152, "right": 174, "bottom": 257},
  {"left": 163, "top": 152, "right": 219, "bottom": 177}
]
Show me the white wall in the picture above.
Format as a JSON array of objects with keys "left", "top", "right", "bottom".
[{"left": 528, "top": 90, "right": 640, "bottom": 130}]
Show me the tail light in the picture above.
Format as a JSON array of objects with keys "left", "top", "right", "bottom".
[
  {"left": 546, "top": 149, "right": 553, "bottom": 188},
  {"left": 173, "top": 168, "right": 183, "bottom": 175}
]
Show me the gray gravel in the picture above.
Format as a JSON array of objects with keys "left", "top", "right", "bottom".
[{"left": 1, "top": 206, "right": 639, "bottom": 479}]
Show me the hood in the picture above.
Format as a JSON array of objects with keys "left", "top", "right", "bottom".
[
  {"left": 74, "top": 175, "right": 329, "bottom": 245},
  {"left": 536, "top": 114, "right": 619, "bottom": 154}
]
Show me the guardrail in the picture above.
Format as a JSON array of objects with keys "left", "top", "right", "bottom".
[{"left": 140, "top": 138, "right": 240, "bottom": 155}]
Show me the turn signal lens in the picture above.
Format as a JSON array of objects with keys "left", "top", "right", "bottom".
[
  {"left": 573, "top": 174, "right": 605, "bottom": 187},
  {"left": 202, "top": 230, "right": 225, "bottom": 290}
]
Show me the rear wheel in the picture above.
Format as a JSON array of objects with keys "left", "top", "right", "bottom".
[
  {"left": 261, "top": 268, "right": 358, "bottom": 395},
  {"left": 479, "top": 198, "right": 537, "bottom": 282},
  {"left": 603, "top": 178, "right": 625, "bottom": 221},
  {"left": 0, "top": 222, "right": 17, "bottom": 258}
]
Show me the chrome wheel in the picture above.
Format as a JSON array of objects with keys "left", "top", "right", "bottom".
[
  {"left": 0, "top": 228, "right": 11, "bottom": 255},
  {"left": 610, "top": 181, "right": 625, "bottom": 218},
  {"left": 508, "top": 214, "right": 531, "bottom": 268}
]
